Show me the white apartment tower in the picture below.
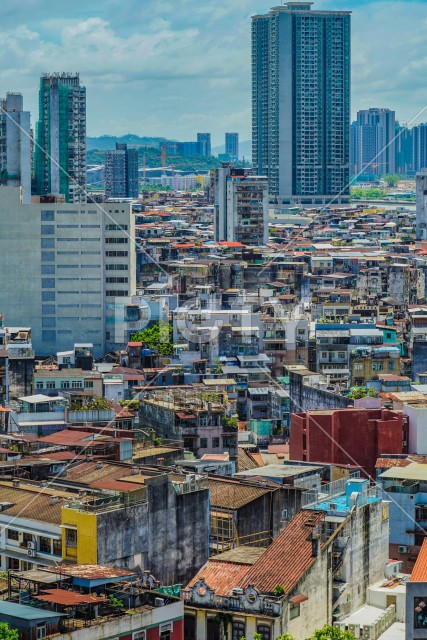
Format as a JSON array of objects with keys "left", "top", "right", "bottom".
[
  {"left": 212, "top": 165, "right": 269, "bottom": 246},
  {"left": 0, "top": 93, "right": 31, "bottom": 203}
]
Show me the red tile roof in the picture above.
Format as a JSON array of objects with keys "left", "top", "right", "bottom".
[
  {"left": 186, "top": 560, "right": 250, "bottom": 595},
  {"left": 240, "top": 510, "right": 325, "bottom": 594},
  {"left": 375, "top": 458, "right": 412, "bottom": 469},
  {"left": 411, "top": 538, "right": 427, "bottom": 581}
]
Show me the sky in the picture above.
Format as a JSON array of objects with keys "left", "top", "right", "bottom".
[{"left": 0, "top": 0, "right": 426, "bottom": 144}]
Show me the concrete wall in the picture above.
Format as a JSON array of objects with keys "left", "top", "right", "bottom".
[
  {"left": 289, "top": 370, "right": 353, "bottom": 414},
  {"left": 404, "top": 403, "right": 427, "bottom": 454},
  {"left": 97, "top": 501, "right": 149, "bottom": 570},
  {"left": 146, "top": 475, "right": 209, "bottom": 586}
]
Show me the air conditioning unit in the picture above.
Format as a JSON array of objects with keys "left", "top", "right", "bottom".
[
  {"left": 232, "top": 588, "right": 244, "bottom": 596},
  {"left": 154, "top": 597, "right": 165, "bottom": 607},
  {"left": 398, "top": 545, "right": 409, "bottom": 553},
  {"left": 27, "top": 541, "right": 36, "bottom": 550},
  {"left": 27, "top": 549, "right": 37, "bottom": 558}
]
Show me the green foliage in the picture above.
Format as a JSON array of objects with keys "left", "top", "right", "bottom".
[
  {"left": 108, "top": 594, "right": 125, "bottom": 613},
  {"left": 154, "top": 437, "right": 162, "bottom": 446},
  {"left": 308, "top": 625, "right": 355, "bottom": 640},
  {"left": 273, "top": 584, "right": 286, "bottom": 596},
  {"left": 275, "top": 626, "right": 355, "bottom": 640},
  {"left": 382, "top": 174, "right": 400, "bottom": 187},
  {"left": 132, "top": 322, "right": 174, "bottom": 356},
  {"left": 70, "top": 397, "right": 113, "bottom": 411},
  {"left": 351, "top": 187, "right": 387, "bottom": 200},
  {"left": 222, "top": 416, "right": 238, "bottom": 431},
  {"left": 348, "top": 386, "right": 376, "bottom": 400},
  {"left": 254, "top": 634, "right": 263, "bottom": 640},
  {"left": 0, "top": 623, "right": 19, "bottom": 640}
]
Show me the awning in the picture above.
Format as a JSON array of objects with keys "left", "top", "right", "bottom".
[{"left": 289, "top": 595, "right": 309, "bottom": 605}]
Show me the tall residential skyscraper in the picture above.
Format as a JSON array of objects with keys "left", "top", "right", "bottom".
[
  {"left": 105, "top": 143, "right": 139, "bottom": 199},
  {"left": 416, "top": 169, "right": 427, "bottom": 241},
  {"left": 355, "top": 108, "right": 396, "bottom": 176},
  {"left": 395, "top": 124, "right": 413, "bottom": 175},
  {"left": 34, "top": 73, "right": 86, "bottom": 203},
  {"left": 413, "top": 124, "right": 427, "bottom": 173},
  {"left": 197, "top": 133, "right": 211, "bottom": 157},
  {"left": 0, "top": 93, "right": 31, "bottom": 203},
  {"left": 225, "top": 133, "right": 239, "bottom": 161},
  {"left": 211, "top": 164, "right": 268, "bottom": 246},
  {"left": 252, "top": 2, "right": 351, "bottom": 206}
]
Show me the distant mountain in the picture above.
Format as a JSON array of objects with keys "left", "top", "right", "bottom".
[
  {"left": 212, "top": 139, "right": 252, "bottom": 160},
  {"left": 87, "top": 134, "right": 168, "bottom": 151}
]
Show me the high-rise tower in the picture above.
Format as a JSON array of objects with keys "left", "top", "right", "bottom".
[
  {"left": 105, "top": 143, "right": 139, "bottom": 199},
  {"left": 0, "top": 93, "right": 31, "bottom": 203},
  {"left": 355, "top": 108, "right": 396, "bottom": 176},
  {"left": 252, "top": 2, "right": 351, "bottom": 206},
  {"left": 34, "top": 73, "right": 86, "bottom": 203}
]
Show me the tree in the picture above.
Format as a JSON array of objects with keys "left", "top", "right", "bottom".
[
  {"left": 0, "top": 623, "right": 19, "bottom": 640},
  {"left": 383, "top": 174, "right": 400, "bottom": 188},
  {"left": 308, "top": 625, "right": 355, "bottom": 640},
  {"left": 132, "top": 322, "right": 174, "bottom": 356},
  {"left": 348, "top": 386, "right": 376, "bottom": 400}
]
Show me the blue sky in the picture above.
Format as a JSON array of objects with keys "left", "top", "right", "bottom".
[{"left": 0, "top": 0, "right": 426, "bottom": 143}]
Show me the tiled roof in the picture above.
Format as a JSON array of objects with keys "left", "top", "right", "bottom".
[
  {"left": 186, "top": 560, "right": 250, "bottom": 595},
  {"left": 411, "top": 538, "right": 427, "bottom": 581},
  {"left": 240, "top": 510, "right": 325, "bottom": 594},
  {"left": 0, "top": 485, "right": 66, "bottom": 525},
  {"left": 208, "top": 478, "right": 272, "bottom": 510},
  {"left": 375, "top": 458, "right": 411, "bottom": 469},
  {"left": 237, "top": 448, "right": 260, "bottom": 472}
]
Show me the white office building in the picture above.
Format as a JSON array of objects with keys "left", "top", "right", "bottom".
[{"left": 0, "top": 187, "right": 146, "bottom": 356}]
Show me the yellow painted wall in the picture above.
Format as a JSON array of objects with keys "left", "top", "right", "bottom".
[{"left": 61, "top": 507, "right": 98, "bottom": 564}]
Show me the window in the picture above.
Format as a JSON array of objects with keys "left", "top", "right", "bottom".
[
  {"left": 106, "top": 250, "right": 128, "bottom": 257},
  {"left": 85, "top": 380, "right": 94, "bottom": 388},
  {"left": 61, "top": 381, "right": 70, "bottom": 389},
  {"left": 42, "top": 305, "right": 55, "bottom": 314},
  {"left": 200, "top": 438, "right": 208, "bottom": 448},
  {"left": 36, "top": 382, "right": 43, "bottom": 390},
  {"left": 133, "top": 632, "right": 145, "bottom": 640},
  {"left": 42, "top": 278, "right": 55, "bottom": 289},
  {"left": 36, "top": 623, "right": 46, "bottom": 640},
  {"left": 46, "top": 382, "right": 56, "bottom": 389},
  {"left": 7, "top": 529, "right": 19, "bottom": 541},
  {"left": 39, "top": 537, "right": 51, "bottom": 554},
  {"left": 71, "top": 381, "right": 83, "bottom": 389},
  {"left": 65, "top": 528, "right": 77, "bottom": 548},
  {"left": 372, "top": 362, "right": 383, "bottom": 371},
  {"left": 389, "top": 361, "right": 395, "bottom": 370},
  {"left": 106, "top": 277, "right": 128, "bottom": 283},
  {"left": 353, "top": 363, "right": 363, "bottom": 371},
  {"left": 105, "top": 237, "right": 128, "bottom": 244},
  {"left": 212, "top": 438, "right": 220, "bottom": 448},
  {"left": 42, "top": 291, "right": 55, "bottom": 302},
  {"left": 41, "top": 225, "right": 54, "bottom": 235},
  {"left": 41, "top": 238, "right": 54, "bottom": 248},
  {"left": 232, "top": 621, "right": 245, "bottom": 640},
  {"left": 106, "top": 224, "right": 128, "bottom": 231},
  {"left": 52, "top": 539, "right": 62, "bottom": 556},
  {"left": 106, "top": 290, "right": 128, "bottom": 297},
  {"left": 290, "top": 603, "right": 300, "bottom": 620},
  {"left": 42, "top": 317, "right": 56, "bottom": 328},
  {"left": 41, "top": 211, "right": 54, "bottom": 221},
  {"left": 257, "top": 626, "right": 271, "bottom": 640},
  {"left": 41, "top": 251, "right": 55, "bottom": 262}
]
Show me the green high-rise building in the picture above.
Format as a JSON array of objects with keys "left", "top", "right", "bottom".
[{"left": 34, "top": 73, "right": 86, "bottom": 203}]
